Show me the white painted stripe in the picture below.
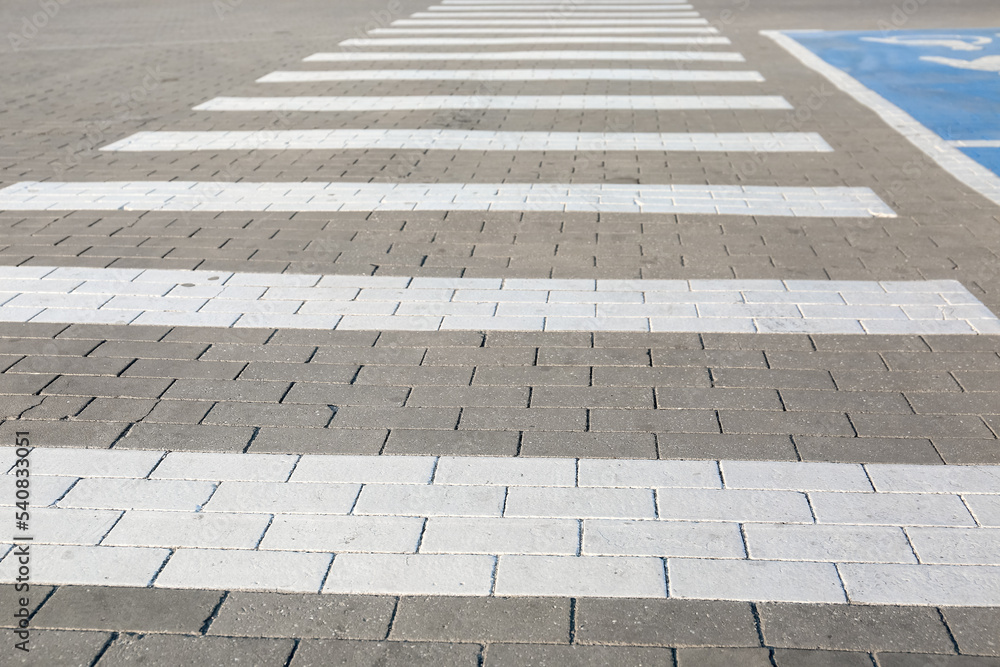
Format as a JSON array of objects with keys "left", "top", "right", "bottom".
[
  {"left": 192, "top": 95, "right": 791, "bottom": 111},
  {"left": 304, "top": 50, "right": 746, "bottom": 62},
  {"left": 339, "top": 37, "right": 731, "bottom": 46},
  {"left": 0, "top": 181, "right": 893, "bottom": 220},
  {"left": 413, "top": 11, "right": 702, "bottom": 17},
  {"left": 5, "top": 449, "right": 1000, "bottom": 601},
  {"left": 392, "top": 18, "right": 708, "bottom": 24},
  {"left": 428, "top": 4, "right": 696, "bottom": 9},
  {"left": 1, "top": 269, "right": 985, "bottom": 333},
  {"left": 428, "top": 4, "right": 694, "bottom": 9},
  {"left": 369, "top": 27, "right": 717, "bottom": 34},
  {"left": 101, "top": 130, "right": 832, "bottom": 153},
  {"left": 256, "top": 69, "right": 765, "bottom": 83},
  {"left": 763, "top": 30, "right": 1000, "bottom": 210},
  {"left": 950, "top": 140, "right": 1000, "bottom": 148}
]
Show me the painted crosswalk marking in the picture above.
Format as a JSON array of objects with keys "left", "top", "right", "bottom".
[
  {"left": 411, "top": 11, "right": 702, "bottom": 17},
  {"left": 1, "top": 268, "right": 992, "bottom": 333},
  {"left": 193, "top": 95, "right": 790, "bottom": 111},
  {"left": 339, "top": 36, "right": 731, "bottom": 45},
  {"left": 304, "top": 50, "right": 746, "bottom": 62},
  {"left": 100, "top": 130, "right": 830, "bottom": 153},
  {"left": 0, "top": 181, "right": 890, "bottom": 218},
  {"left": 391, "top": 18, "right": 710, "bottom": 24},
  {"left": 3, "top": 449, "right": 1000, "bottom": 602},
  {"left": 256, "top": 69, "right": 764, "bottom": 83},
  {"left": 369, "top": 27, "right": 717, "bottom": 34}
]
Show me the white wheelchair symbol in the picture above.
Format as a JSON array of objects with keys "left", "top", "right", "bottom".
[
  {"left": 920, "top": 54, "right": 1000, "bottom": 73},
  {"left": 860, "top": 33, "right": 993, "bottom": 51}
]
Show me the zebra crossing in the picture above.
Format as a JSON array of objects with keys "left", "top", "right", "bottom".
[{"left": 2, "top": 0, "right": 998, "bottom": 609}]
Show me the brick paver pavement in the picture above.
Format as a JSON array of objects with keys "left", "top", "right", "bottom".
[{"left": 2, "top": 0, "right": 1000, "bottom": 663}]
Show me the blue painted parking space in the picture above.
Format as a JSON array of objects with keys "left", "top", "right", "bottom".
[{"left": 786, "top": 28, "right": 1000, "bottom": 176}]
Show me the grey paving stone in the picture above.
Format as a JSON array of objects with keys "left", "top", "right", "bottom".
[
  {"left": 0, "top": 420, "right": 129, "bottom": 448},
  {"left": 794, "top": 436, "right": 944, "bottom": 465},
  {"left": 851, "top": 414, "right": 995, "bottom": 439},
  {"left": 335, "top": 406, "right": 460, "bottom": 430},
  {"left": 659, "top": 433, "right": 798, "bottom": 461},
  {"left": 484, "top": 643, "right": 674, "bottom": 666},
  {"left": 933, "top": 438, "right": 1000, "bottom": 465},
  {"left": 676, "top": 648, "right": 773, "bottom": 667},
  {"left": 32, "top": 586, "right": 222, "bottom": 633},
  {"left": 759, "top": 603, "right": 954, "bottom": 653},
  {"left": 383, "top": 429, "right": 518, "bottom": 456},
  {"left": 209, "top": 592, "right": 395, "bottom": 639},
  {"left": 117, "top": 423, "right": 254, "bottom": 451},
  {"left": 721, "top": 411, "right": 855, "bottom": 436},
  {"left": 0, "top": 584, "right": 55, "bottom": 627},
  {"left": 575, "top": 599, "right": 759, "bottom": 647},
  {"left": 250, "top": 427, "right": 388, "bottom": 454},
  {"left": 459, "top": 407, "right": 585, "bottom": 432},
  {"left": 941, "top": 607, "right": 1000, "bottom": 657},
  {"left": 8, "top": 629, "right": 112, "bottom": 667},
  {"left": 521, "top": 432, "right": 657, "bottom": 459},
  {"left": 292, "top": 639, "right": 481, "bottom": 666},
  {"left": 390, "top": 596, "right": 570, "bottom": 643},
  {"left": 98, "top": 634, "right": 295, "bottom": 666},
  {"left": 591, "top": 409, "right": 719, "bottom": 434},
  {"left": 163, "top": 379, "right": 291, "bottom": 402},
  {"left": 772, "top": 649, "right": 875, "bottom": 666},
  {"left": 875, "top": 655, "right": 1000, "bottom": 667},
  {"left": 656, "top": 387, "right": 783, "bottom": 411}
]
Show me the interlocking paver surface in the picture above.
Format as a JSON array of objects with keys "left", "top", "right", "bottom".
[{"left": 2, "top": 0, "right": 1000, "bottom": 662}]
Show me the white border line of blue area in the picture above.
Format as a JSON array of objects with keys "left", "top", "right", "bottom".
[{"left": 762, "top": 29, "right": 1000, "bottom": 210}]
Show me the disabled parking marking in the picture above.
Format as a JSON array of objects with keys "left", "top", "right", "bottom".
[{"left": 766, "top": 28, "right": 1000, "bottom": 208}]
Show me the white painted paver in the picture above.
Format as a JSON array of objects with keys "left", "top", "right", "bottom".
[
  {"left": 393, "top": 17, "right": 706, "bottom": 24},
  {"left": 104, "top": 510, "right": 271, "bottom": 549},
  {"left": 669, "top": 559, "right": 847, "bottom": 603},
  {"left": 720, "top": 460, "right": 872, "bottom": 492},
  {"left": 434, "top": 456, "right": 576, "bottom": 486},
  {"left": 866, "top": 464, "right": 1000, "bottom": 494},
  {"left": 743, "top": 525, "right": 917, "bottom": 563},
  {"left": 338, "top": 36, "right": 731, "bottom": 46},
  {"left": 57, "top": 478, "right": 216, "bottom": 511},
  {"left": 193, "top": 95, "right": 786, "bottom": 112},
  {"left": 420, "top": 517, "right": 579, "bottom": 555},
  {"left": 0, "top": 268, "right": 994, "bottom": 334},
  {"left": 354, "top": 484, "right": 507, "bottom": 517},
  {"left": 906, "top": 527, "right": 1000, "bottom": 565},
  {"left": 583, "top": 519, "right": 744, "bottom": 558},
  {"left": 0, "top": 181, "right": 895, "bottom": 219},
  {"left": 840, "top": 563, "right": 1000, "bottom": 605},
  {"left": 203, "top": 481, "right": 361, "bottom": 514},
  {"left": 371, "top": 26, "right": 717, "bottom": 35},
  {"left": 495, "top": 555, "right": 666, "bottom": 597},
  {"left": 809, "top": 492, "right": 977, "bottom": 527},
  {"left": 259, "top": 515, "right": 425, "bottom": 552},
  {"left": 2, "top": 453, "right": 999, "bottom": 601},
  {"left": 101, "top": 130, "right": 829, "bottom": 155},
  {"left": 0, "top": 475, "right": 78, "bottom": 507},
  {"left": 323, "top": 553, "right": 495, "bottom": 595},
  {"left": 0, "top": 545, "right": 169, "bottom": 587},
  {"left": 504, "top": 487, "right": 656, "bottom": 518},
  {"left": 26, "top": 448, "right": 163, "bottom": 478},
  {"left": 578, "top": 459, "right": 720, "bottom": 488},
  {"left": 155, "top": 549, "right": 331, "bottom": 593},
  {"left": 304, "top": 50, "right": 745, "bottom": 61},
  {"left": 150, "top": 452, "right": 297, "bottom": 482},
  {"left": 655, "top": 488, "right": 813, "bottom": 523},
  {"left": 30, "top": 508, "right": 123, "bottom": 546}
]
